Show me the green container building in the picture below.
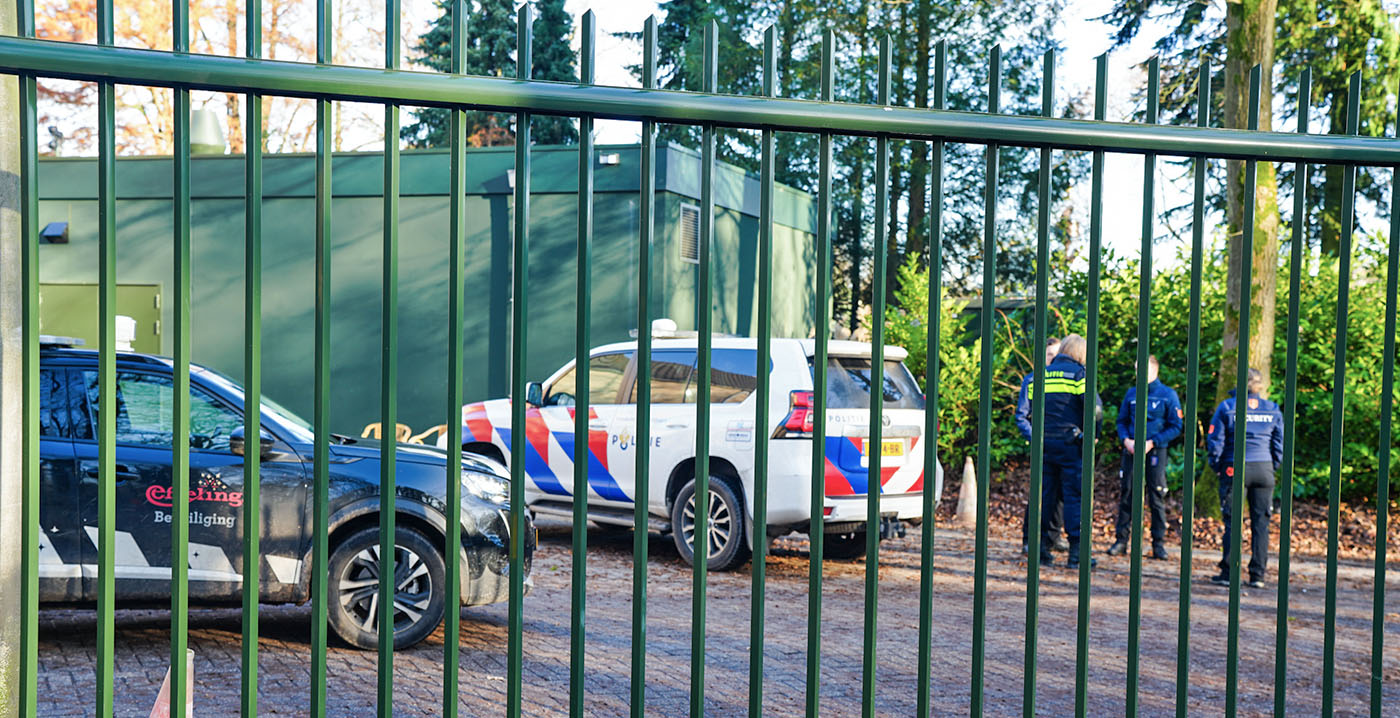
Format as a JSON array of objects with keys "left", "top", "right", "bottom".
[{"left": 35, "top": 143, "right": 819, "bottom": 437}]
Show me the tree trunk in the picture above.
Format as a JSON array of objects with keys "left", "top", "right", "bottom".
[
  {"left": 1216, "top": 0, "right": 1279, "bottom": 403},
  {"left": 884, "top": 2, "right": 909, "bottom": 305},
  {"left": 848, "top": 167, "right": 866, "bottom": 334},
  {"left": 224, "top": 0, "right": 243, "bottom": 153},
  {"left": 1320, "top": 90, "right": 1347, "bottom": 255},
  {"left": 1207, "top": 0, "right": 1279, "bottom": 519},
  {"left": 775, "top": 0, "right": 796, "bottom": 183},
  {"left": 905, "top": 0, "right": 931, "bottom": 266},
  {"left": 887, "top": 144, "right": 904, "bottom": 302},
  {"left": 849, "top": 0, "right": 871, "bottom": 333}
]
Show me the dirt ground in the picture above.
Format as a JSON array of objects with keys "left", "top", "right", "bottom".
[{"left": 34, "top": 477, "right": 1400, "bottom": 717}]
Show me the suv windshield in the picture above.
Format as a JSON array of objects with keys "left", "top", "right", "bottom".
[
  {"left": 820, "top": 357, "right": 925, "bottom": 410},
  {"left": 197, "top": 367, "right": 315, "bottom": 443}
]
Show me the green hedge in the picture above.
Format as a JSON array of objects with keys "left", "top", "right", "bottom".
[{"left": 884, "top": 238, "right": 1398, "bottom": 504}]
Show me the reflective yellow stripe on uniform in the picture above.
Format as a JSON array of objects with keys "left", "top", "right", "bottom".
[{"left": 1027, "top": 377, "right": 1086, "bottom": 399}]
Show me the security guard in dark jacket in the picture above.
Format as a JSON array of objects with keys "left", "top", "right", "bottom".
[
  {"left": 1034, "top": 334, "right": 1102, "bottom": 568},
  {"left": 1015, "top": 337, "right": 1065, "bottom": 553},
  {"left": 1205, "top": 368, "right": 1284, "bottom": 588},
  {"left": 1109, "top": 355, "right": 1183, "bottom": 560}
]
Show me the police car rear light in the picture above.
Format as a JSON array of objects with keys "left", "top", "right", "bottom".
[
  {"left": 823, "top": 506, "right": 834, "bottom": 517},
  {"left": 774, "top": 390, "right": 815, "bottom": 438}
]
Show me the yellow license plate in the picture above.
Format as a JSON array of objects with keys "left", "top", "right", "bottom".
[{"left": 865, "top": 440, "right": 904, "bottom": 457}]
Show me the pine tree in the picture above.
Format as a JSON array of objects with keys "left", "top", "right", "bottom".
[
  {"left": 1275, "top": 0, "right": 1400, "bottom": 254},
  {"left": 621, "top": 0, "right": 1079, "bottom": 325},
  {"left": 621, "top": 0, "right": 762, "bottom": 169},
  {"left": 529, "top": 0, "right": 579, "bottom": 145},
  {"left": 403, "top": 0, "right": 578, "bottom": 148}
]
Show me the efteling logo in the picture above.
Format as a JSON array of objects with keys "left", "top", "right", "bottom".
[{"left": 145, "top": 485, "right": 244, "bottom": 509}]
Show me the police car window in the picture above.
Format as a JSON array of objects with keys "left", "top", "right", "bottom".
[
  {"left": 546, "top": 352, "right": 633, "bottom": 406},
  {"left": 821, "top": 357, "right": 925, "bottom": 410},
  {"left": 83, "top": 371, "right": 244, "bottom": 450},
  {"left": 38, "top": 369, "right": 69, "bottom": 438},
  {"left": 587, "top": 353, "right": 633, "bottom": 404},
  {"left": 710, "top": 349, "right": 758, "bottom": 404},
  {"left": 629, "top": 349, "right": 696, "bottom": 404}
]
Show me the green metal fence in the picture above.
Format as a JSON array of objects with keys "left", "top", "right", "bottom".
[{"left": 5, "top": 1, "right": 1397, "bottom": 716}]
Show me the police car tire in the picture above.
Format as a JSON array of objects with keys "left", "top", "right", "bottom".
[
  {"left": 327, "top": 526, "right": 447, "bottom": 651},
  {"left": 671, "top": 476, "right": 750, "bottom": 571},
  {"left": 823, "top": 530, "right": 868, "bottom": 560}
]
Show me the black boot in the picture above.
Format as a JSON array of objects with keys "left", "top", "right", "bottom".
[
  {"left": 1067, "top": 541, "right": 1096, "bottom": 569},
  {"left": 1106, "top": 540, "right": 1127, "bottom": 556},
  {"left": 1151, "top": 542, "right": 1168, "bottom": 560}
]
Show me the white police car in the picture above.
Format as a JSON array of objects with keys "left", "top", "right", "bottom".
[{"left": 443, "top": 323, "right": 943, "bottom": 570}]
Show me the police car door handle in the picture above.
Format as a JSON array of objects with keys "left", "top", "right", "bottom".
[{"left": 588, "top": 421, "right": 607, "bottom": 431}]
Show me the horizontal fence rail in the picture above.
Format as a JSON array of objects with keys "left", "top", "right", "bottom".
[
  {"left": 6, "top": 4, "right": 1398, "bottom": 718},
  {"left": 3, "top": 37, "right": 1400, "bottom": 163}
]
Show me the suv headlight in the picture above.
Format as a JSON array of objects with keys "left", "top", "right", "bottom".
[{"left": 462, "top": 468, "right": 509, "bottom": 502}]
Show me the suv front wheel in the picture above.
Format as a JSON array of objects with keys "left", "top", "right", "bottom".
[
  {"left": 671, "top": 476, "right": 750, "bottom": 571},
  {"left": 327, "top": 526, "right": 447, "bottom": 650}
]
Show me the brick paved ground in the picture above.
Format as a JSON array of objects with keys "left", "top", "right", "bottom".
[{"left": 36, "top": 518, "right": 1400, "bottom": 717}]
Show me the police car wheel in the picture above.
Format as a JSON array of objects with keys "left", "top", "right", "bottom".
[
  {"left": 327, "top": 526, "right": 447, "bottom": 651},
  {"left": 671, "top": 476, "right": 750, "bottom": 571},
  {"left": 823, "top": 530, "right": 868, "bottom": 560}
]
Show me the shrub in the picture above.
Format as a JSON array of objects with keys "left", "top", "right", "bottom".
[{"left": 887, "top": 238, "right": 1399, "bottom": 504}]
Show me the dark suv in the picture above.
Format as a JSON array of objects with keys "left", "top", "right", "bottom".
[{"left": 35, "top": 340, "right": 533, "bottom": 650}]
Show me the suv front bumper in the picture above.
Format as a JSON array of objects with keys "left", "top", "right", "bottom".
[{"left": 459, "top": 506, "right": 536, "bottom": 607}]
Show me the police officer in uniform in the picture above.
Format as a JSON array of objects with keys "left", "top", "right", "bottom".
[
  {"left": 1205, "top": 368, "right": 1284, "bottom": 588},
  {"left": 1035, "top": 334, "right": 1101, "bottom": 568},
  {"left": 1015, "top": 336, "right": 1066, "bottom": 554},
  {"left": 1109, "top": 355, "right": 1183, "bottom": 560}
]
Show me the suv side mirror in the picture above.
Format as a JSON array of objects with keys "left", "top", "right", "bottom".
[
  {"left": 230, "top": 426, "right": 276, "bottom": 459},
  {"left": 525, "top": 381, "right": 544, "bottom": 407}
]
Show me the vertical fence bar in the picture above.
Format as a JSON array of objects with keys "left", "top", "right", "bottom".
[
  {"left": 507, "top": 6, "right": 533, "bottom": 717},
  {"left": 748, "top": 24, "right": 777, "bottom": 718},
  {"left": 1074, "top": 53, "right": 1107, "bottom": 718},
  {"left": 17, "top": 0, "right": 39, "bottom": 712},
  {"left": 170, "top": 0, "right": 193, "bottom": 711},
  {"left": 442, "top": 2, "right": 468, "bottom": 715},
  {"left": 95, "top": 0, "right": 117, "bottom": 710},
  {"left": 861, "top": 35, "right": 892, "bottom": 718},
  {"left": 805, "top": 30, "right": 835, "bottom": 718},
  {"left": 630, "top": 17, "right": 657, "bottom": 718},
  {"left": 971, "top": 44, "right": 1001, "bottom": 718},
  {"left": 1224, "top": 65, "right": 1263, "bottom": 718},
  {"left": 915, "top": 38, "right": 946, "bottom": 718},
  {"left": 1273, "top": 66, "right": 1310, "bottom": 718},
  {"left": 690, "top": 21, "right": 717, "bottom": 718},
  {"left": 377, "top": 0, "right": 401, "bottom": 708},
  {"left": 1373, "top": 102, "right": 1398, "bottom": 718},
  {"left": 1176, "top": 58, "right": 1211, "bottom": 718},
  {"left": 1322, "top": 70, "right": 1362, "bottom": 716},
  {"left": 310, "top": 0, "right": 333, "bottom": 711},
  {"left": 1022, "top": 48, "right": 1054, "bottom": 718},
  {"left": 569, "top": 12, "right": 596, "bottom": 718},
  {"left": 1127, "top": 56, "right": 1160, "bottom": 718},
  {"left": 241, "top": 0, "right": 264, "bottom": 713}
]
